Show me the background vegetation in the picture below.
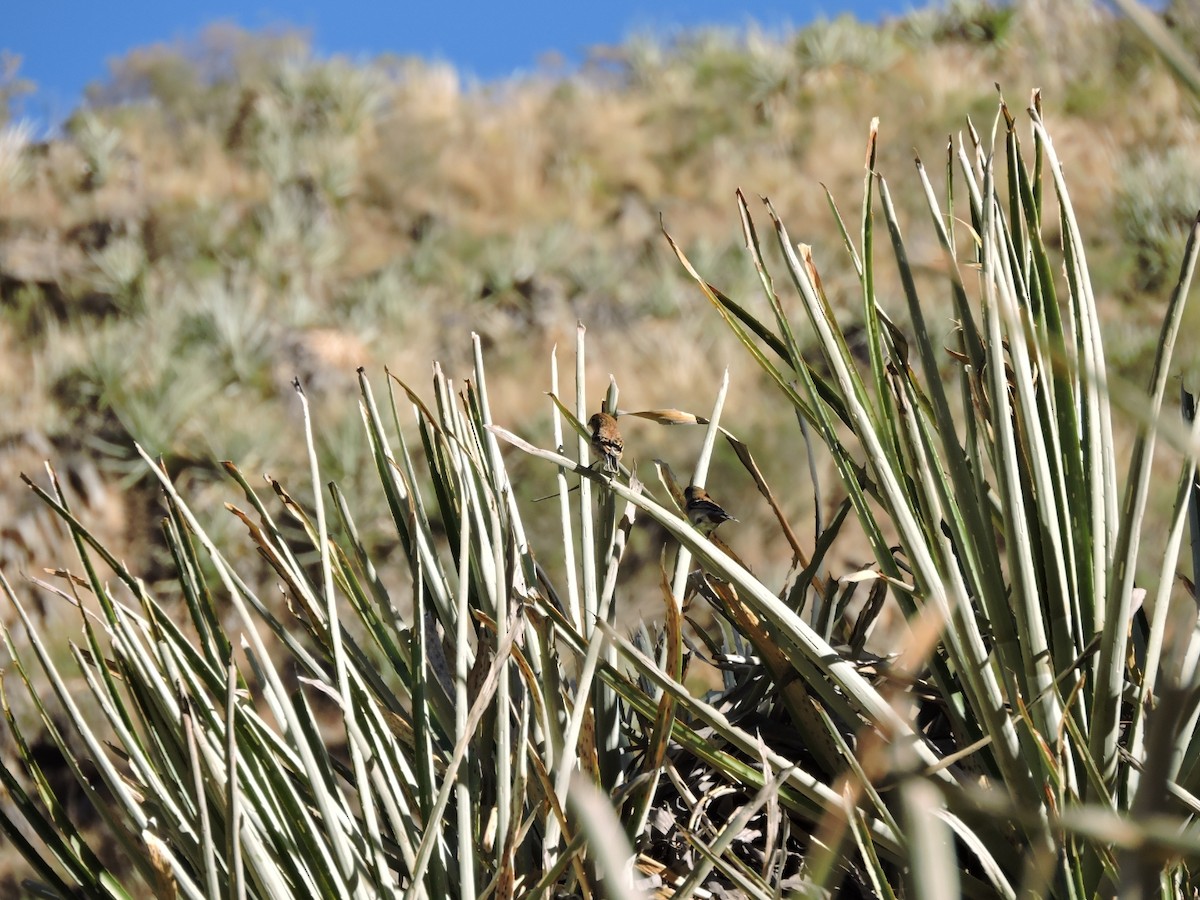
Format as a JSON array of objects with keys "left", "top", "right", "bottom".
[
  {"left": 1, "top": 0, "right": 1197, "bottom": 598},
  {"left": 2, "top": 0, "right": 1200, "bottom": 895}
]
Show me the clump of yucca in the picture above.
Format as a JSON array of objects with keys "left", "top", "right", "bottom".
[{"left": 4, "top": 78, "right": 1200, "bottom": 898}]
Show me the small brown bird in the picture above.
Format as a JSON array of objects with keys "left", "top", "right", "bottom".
[
  {"left": 684, "top": 485, "right": 736, "bottom": 536},
  {"left": 588, "top": 412, "right": 623, "bottom": 473}
]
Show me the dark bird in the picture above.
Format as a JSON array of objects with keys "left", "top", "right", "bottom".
[
  {"left": 588, "top": 412, "right": 623, "bottom": 473},
  {"left": 684, "top": 485, "right": 736, "bottom": 535}
]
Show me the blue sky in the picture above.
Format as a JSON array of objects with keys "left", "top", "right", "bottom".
[{"left": 6, "top": 1, "right": 912, "bottom": 123}]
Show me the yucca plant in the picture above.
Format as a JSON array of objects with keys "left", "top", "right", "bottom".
[
  {"left": 496, "top": 93, "right": 1200, "bottom": 895},
  {"left": 4, "top": 86, "right": 1200, "bottom": 900}
]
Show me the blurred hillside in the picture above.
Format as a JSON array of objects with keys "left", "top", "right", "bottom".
[{"left": 1, "top": 0, "right": 1199, "bottom": 613}]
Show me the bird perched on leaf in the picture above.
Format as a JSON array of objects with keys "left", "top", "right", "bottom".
[
  {"left": 588, "top": 411, "right": 623, "bottom": 473},
  {"left": 684, "top": 485, "right": 736, "bottom": 536}
]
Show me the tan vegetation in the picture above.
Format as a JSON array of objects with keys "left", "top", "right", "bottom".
[{"left": 0, "top": 1, "right": 1196, "bottom": 612}]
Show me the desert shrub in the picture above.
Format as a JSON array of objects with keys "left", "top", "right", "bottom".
[
  {"left": 0, "top": 52, "right": 34, "bottom": 125},
  {"left": 68, "top": 112, "right": 121, "bottom": 191},
  {"left": 0, "top": 120, "right": 33, "bottom": 193},
  {"left": 794, "top": 14, "right": 903, "bottom": 74},
  {"left": 1115, "top": 142, "right": 1200, "bottom": 293}
]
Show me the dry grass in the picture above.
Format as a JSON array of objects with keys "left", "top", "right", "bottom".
[{"left": 0, "top": 0, "right": 1197, "bottom": 621}]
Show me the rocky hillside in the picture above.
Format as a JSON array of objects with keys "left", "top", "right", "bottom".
[{"left": 0, "top": 0, "right": 1198, "bottom": 610}]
